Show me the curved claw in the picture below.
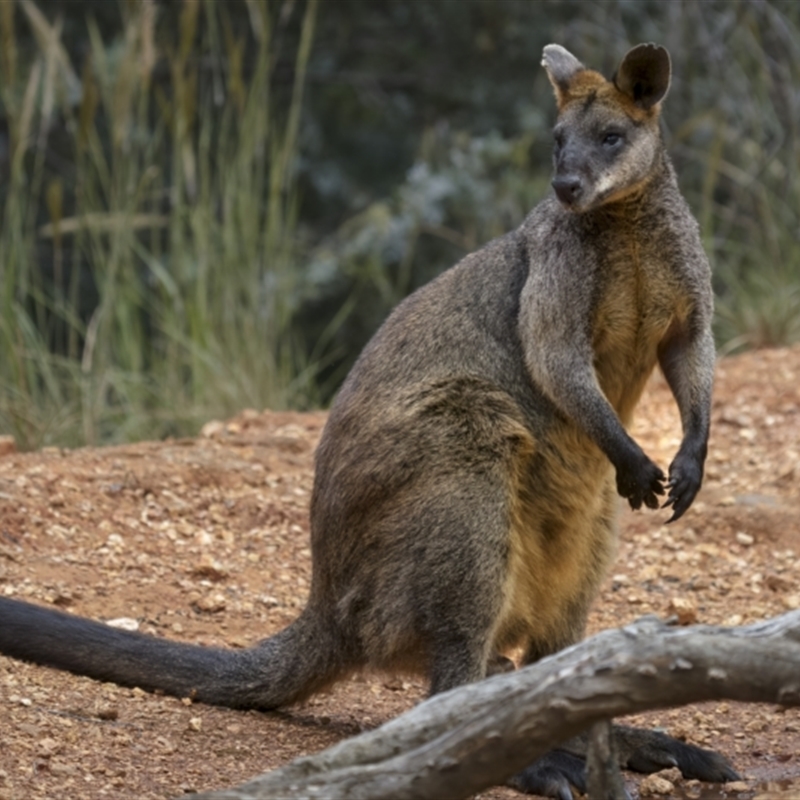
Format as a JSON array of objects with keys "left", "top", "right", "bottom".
[
  {"left": 664, "top": 449, "right": 705, "bottom": 522},
  {"left": 664, "top": 485, "right": 693, "bottom": 522}
]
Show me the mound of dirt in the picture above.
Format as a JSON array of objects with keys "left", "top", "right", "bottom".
[{"left": 1, "top": 347, "right": 800, "bottom": 799}]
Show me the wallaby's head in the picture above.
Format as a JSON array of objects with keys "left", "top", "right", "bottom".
[{"left": 542, "top": 43, "right": 671, "bottom": 212}]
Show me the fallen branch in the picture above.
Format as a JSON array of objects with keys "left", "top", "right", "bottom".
[{"left": 188, "top": 611, "right": 800, "bottom": 800}]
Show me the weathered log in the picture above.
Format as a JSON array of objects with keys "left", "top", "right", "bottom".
[
  {"left": 586, "top": 720, "right": 628, "bottom": 800},
  {"left": 188, "top": 611, "right": 800, "bottom": 800}
]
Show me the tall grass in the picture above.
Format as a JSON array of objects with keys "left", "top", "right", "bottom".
[
  {"left": 0, "top": 0, "right": 318, "bottom": 449},
  {"left": 663, "top": 1, "right": 800, "bottom": 353}
]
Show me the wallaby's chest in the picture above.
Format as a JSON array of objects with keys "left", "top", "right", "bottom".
[
  {"left": 589, "top": 224, "right": 687, "bottom": 413},
  {"left": 593, "top": 244, "right": 677, "bottom": 344}
]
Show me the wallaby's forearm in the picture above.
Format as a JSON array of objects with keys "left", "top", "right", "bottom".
[{"left": 656, "top": 312, "right": 714, "bottom": 520}]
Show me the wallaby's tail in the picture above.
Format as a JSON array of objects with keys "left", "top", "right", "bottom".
[{"left": 0, "top": 596, "right": 345, "bottom": 709}]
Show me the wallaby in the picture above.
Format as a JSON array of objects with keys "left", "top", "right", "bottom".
[{"left": 0, "top": 44, "right": 737, "bottom": 797}]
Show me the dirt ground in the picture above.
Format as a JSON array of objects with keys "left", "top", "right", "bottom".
[{"left": 1, "top": 346, "right": 800, "bottom": 800}]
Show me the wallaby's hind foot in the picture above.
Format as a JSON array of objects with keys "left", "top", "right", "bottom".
[
  {"left": 509, "top": 751, "right": 588, "bottom": 800},
  {"left": 510, "top": 725, "right": 740, "bottom": 799},
  {"left": 611, "top": 726, "right": 740, "bottom": 782}
]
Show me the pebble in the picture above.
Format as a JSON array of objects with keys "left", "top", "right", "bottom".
[
  {"left": 200, "top": 420, "right": 225, "bottom": 438},
  {"left": 667, "top": 596, "right": 698, "bottom": 625},
  {"left": 639, "top": 774, "right": 675, "bottom": 796},
  {"left": 106, "top": 617, "right": 140, "bottom": 631},
  {"left": 195, "top": 592, "right": 227, "bottom": 613},
  {"left": 36, "top": 737, "right": 61, "bottom": 757},
  {"left": 192, "top": 554, "right": 229, "bottom": 581}
]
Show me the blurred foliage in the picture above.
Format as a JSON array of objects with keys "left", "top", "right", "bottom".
[
  {"left": 0, "top": 0, "right": 318, "bottom": 448},
  {"left": 1, "top": 0, "right": 800, "bottom": 446},
  {"left": 296, "top": 0, "right": 800, "bottom": 383}
]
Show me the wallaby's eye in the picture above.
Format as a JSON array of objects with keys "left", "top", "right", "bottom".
[
  {"left": 602, "top": 132, "right": 624, "bottom": 147},
  {"left": 553, "top": 129, "right": 565, "bottom": 149}
]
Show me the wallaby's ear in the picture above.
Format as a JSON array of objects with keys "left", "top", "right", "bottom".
[
  {"left": 614, "top": 43, "right": 671, "bottom": 110},
  {"left": 542, "top": 44, "right": 585, "bottom": 105}
]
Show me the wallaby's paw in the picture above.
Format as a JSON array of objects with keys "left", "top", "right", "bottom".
[
  {"left": 615, "top": 451, "right": 665, "bottom": 512},
  {"left": 663, "top": 450, "right": 703, "bottom": 522},
  {"left": 623, "top": 731, "right": 740, "bottom": 783},
  {"left": 508, "top": 750, "right": 588, "bottom": 800}
]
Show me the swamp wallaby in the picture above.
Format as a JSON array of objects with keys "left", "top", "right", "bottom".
[{"left": 0, "top": 44, "right": 737, "bottom": 797}]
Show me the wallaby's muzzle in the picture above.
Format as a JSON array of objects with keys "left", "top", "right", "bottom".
[{"left": 551, "top": 174, "right": 583, "bottom": 207}]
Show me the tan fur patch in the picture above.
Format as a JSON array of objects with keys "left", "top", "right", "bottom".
[
  {"left": 494, "top": 424, "right": 616, "bottom": 655},
  {"left": 557, "top": 69, "right": 658, "bottom": 123}
]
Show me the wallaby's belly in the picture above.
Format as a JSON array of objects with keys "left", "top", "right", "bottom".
[{"left": 493, "top": 418, "right": 618, "bottom": 656}]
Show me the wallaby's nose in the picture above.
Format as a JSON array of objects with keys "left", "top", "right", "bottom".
[{"left": 552, "top": 176, "right": 583, "bottom": 206}]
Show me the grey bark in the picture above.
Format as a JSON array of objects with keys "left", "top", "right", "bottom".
[
  {"left": 187, "top": 612, "right": 800, "bottom": 800},
  {"left": 586, "top": 720, "right": 629, "bottom": 800}
]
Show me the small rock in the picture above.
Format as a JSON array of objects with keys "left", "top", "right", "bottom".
[
  {"left": 187, "top": 717, "right": 203, "bottom": 732},
  {"left": 200, "top": 420, "right": 225, "bottom": 438},
  {"left": 726, "top": 781, "right": 750, "bottom": 792},
  {"left": 627, "top": 594, "right": 643, "bottom": 605},
  {"left": 667, "top": 597, "right": 698, "bottom": 625},
  {"left": 50, "top": 594, "right": 73, "bottom": 608},
  {"left": 48, "top": 761, "right": 76, "bottom": 775},
  {"left": 259, "top": 595, "right": 280, "bottom": 608},
  {"left": 36, "top": 738, "right": 61, "bottom": 758},
  {"left": 783, "top": 595, "right": 800, "bottom": 611},
  {"left": 106, "top": 617, "right": 140, "bottom": 631},
  {"left": 96, "top": 705, "right": 119, "bottom": 721},
  {"left": 735, "top": 531, "right": 755, "bottom": 546},
  {"left": 195, "top": 592, "right": 227, "bottom": 613},
  {"left": 192, "top": 554, "right": 228, "bottom": 582},
  {"left": 639, "top": 774, "right": 675, "bottom": 796}
]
